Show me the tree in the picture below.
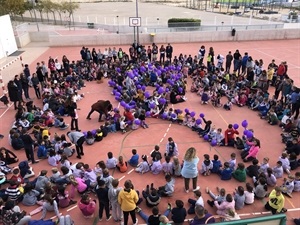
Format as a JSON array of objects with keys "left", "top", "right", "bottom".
[
  {"left": 24, "top": 1, "right": 34, "bottom": 21},
  {"left": 3, "top": 0, "right": 26, "bottom": 20},
  {"left": 41, "top": 0, "right": 55, "bottom": 23},
  {"left": 60, "top": 1, "right": 79, "bottom": 27},
  {"left": 35, "top": 0, "right": 44, "bottom": 22}
]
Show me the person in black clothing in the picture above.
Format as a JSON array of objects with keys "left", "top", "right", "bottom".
[
  {"left": 20, "top": 73, "right": 30, "bottom": 100},
  {"left": 94, "top": 178, "right": 111, "bottom": 221},
  {"left": 225, "top": 51, "right": 233, "bottom": 73},
  {"left": 137, "top": 205, "right": 171, "bottom": 225},
  {"left": 233, "top": 49, "right": 242, "bottom": 74},
  {"left": 198, "top": 117, "right": 212, "bottom": 136},
  {"left": 31, "top": 73, "right": 41, "bottom": 99},
  {"left": 142, "top": 183, "right": 161, "bottom": 208},
  {"left": 14, "top": 75, "right": 24, "bottom": 104},
  {"left": 20, "top": 128, "right": 38, "bottom": 164},
  {"left": 80, "top": 46, "right": 87, "bottom": 61},
  {"left": 0, "top": 147, "right": 19, "bottom": 165},
  {"left": 7, "top": 80, "right": 21, "bottom": 110},
  {"left": 151, "top": 145, "right": 162, "bottom": 162},
  {"left": 67, "top": 98, "right": 80, "bottom": 131},
  {"left": 166, "top": 43, "right": 173, "bottom": 62},
  {"left": 171, "top": 200, "right": 187, "bottom": 225},
  {"left": 246, "top": 159, "right": 259, "bottom": 178},
  {"left": 285, "top": 138, "right": 300, "bottom": 156}
]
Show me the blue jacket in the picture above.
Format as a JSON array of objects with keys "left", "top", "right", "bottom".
[{"left": 220, "top": 168, "right": 233, "bottom": 180}]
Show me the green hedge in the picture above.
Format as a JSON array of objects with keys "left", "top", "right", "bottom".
[{"left": 168, "top": 18, "right": 201, "bottom": 27}]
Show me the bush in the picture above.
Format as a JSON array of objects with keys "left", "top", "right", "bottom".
[{"left": 168, "top": 18, "right": 201, "bottom": 27}]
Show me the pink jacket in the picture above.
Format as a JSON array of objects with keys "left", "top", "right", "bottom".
[
  {"left": 246, "top": 146, "right": 259, "bottom": 159},
  {"left": 214, "top": 200, "right": 235, "bottom": 216},
  {"left": 78, "top": 200, "right": 96, "bottom": 217},
  {"left": 70, "top": 177, "right": 87, "bottom": 198}
]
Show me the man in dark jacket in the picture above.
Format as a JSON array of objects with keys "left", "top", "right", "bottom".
[{"left": 20, "top": 128, "right": 38, "bottom": 164}]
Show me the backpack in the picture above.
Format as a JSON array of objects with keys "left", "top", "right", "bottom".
[
  {"left": 28, "top": 219, "right": 55, "bottom": 225},
  {"left": 235, "top": 137, "right": 245, "bottom": 150},
  {"left": 59, "top": 215, "right": 74, "bottom": 225}
]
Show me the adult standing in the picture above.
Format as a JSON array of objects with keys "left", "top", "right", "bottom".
[
  {"left": 159, "top": 45, "right": 166, "bottom": 64},
  {"left": 20, "top": 73, "right": 30, "bottom": 100},
  {"left": 225, "top": 51, "right": 233, "bottom": 73},
  {"left": 166, "top": 43, "right": 173, "bottom": 62},
  {"left": 181, "top": 147, "right": 200, "bottom": 193},
  {"left": 67, "top": 131, "right": 85, "bottom": 159},
  {"left": 31, "top": 73, "right": 41, "bottom": 99},
  {"left": 118, "top": 180, "right": 139, "bottom": 225},
  {"left": 233, "top": 49, "right": 241, "bottom": 74},
  {"left": 36, "top": 66, "right": 44, "bottom": 90},
  {"left": 165, "top": 137, "right": 179, "bottom": 157},
  {"left": 198, "top": 45, "right": 206, "bottom": 65},
  {"left": 7, "top": 80, "right": 20, "bottom": 110},
  {"left": 14, "top": 75, "right": 23, "bottom": 103},
  {"left": 67, "top": 97, "right": 80, "bottom": 131},
  {"left": 80, "top": 46, "right": 87, "bottom": 61},
  {"left": 20, "top": 128, "right": 38, "bottom": 164}
]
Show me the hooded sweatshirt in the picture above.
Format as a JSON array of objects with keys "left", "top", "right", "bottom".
[
  {"left": 118, "top": 188, "right": 138, "bottom": 211},
  {"left": 78, "top": 200, "right": 96, "bottom": 217}
]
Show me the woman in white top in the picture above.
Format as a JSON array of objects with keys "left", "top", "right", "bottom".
[{"left": 181, "top": 147, "right": 200, "bottom": 193}]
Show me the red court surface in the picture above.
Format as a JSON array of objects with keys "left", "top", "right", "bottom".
[{"left": 0, "top": 39, "right": 299, "bottom": 225}]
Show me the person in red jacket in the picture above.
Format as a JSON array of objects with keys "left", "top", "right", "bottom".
[
  {"left": 277, "top": 62, "right": 286, "bottom": 79},
  {"left": 221, "top": 124, "right": 239, "bottom": 147}
]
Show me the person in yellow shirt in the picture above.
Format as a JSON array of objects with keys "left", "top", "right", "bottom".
[
  {"left": 118, "top": 180, "right": 139, "bottom": 225},
  {"left": 264, "top": 186, "right": 287, "bottom": 214}
]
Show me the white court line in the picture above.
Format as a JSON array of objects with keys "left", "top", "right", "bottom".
[
  {"left": 168, "top": 124, "right": 172, "bottom": 128},
  {"left": 67, "top": 205, "right": 77, "bottom": 212},
  {"left": 287, "top": 208, "right": 300, "bottom": 212},
  {"left": 166, "top": 128, "right": 170, "bottom": 132},
  {"left": 254, "top": 49, "right": 299, "bottom": 68},
  {"left": 0, "top": 103, "right": 13, "bottom": 119},
  {"left": 163, "top": 133, "right": 167, "bottom": 137},
  {"left": 50, "top": 213, "right": 62, "bottom": 219},
  {"left": 127, "top": 169, "right": 134, "bottom": 174},
  {"left": 160, "top": 138, "right": 164, "bottom": 142},
  {"left": 119, "top": 175, "right": 125, "bottom": 181}
]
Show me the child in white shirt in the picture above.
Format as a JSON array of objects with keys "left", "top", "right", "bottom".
[{"left": 106, "top": 152, "right": 118, "bottom": 169}]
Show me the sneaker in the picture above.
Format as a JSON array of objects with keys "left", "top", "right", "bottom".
[
  {"left": 206, "top": 187, "right": 209, "bottom": 194},
  {"left": 69, "top": 200, "right": 77, "bottom": 205},
  {"left": 193, "top": 186, "right": 200, "bottom": 192},
  {"left": 167, "top": 203, "right": 172, "bottom": 210},
  {"left": 77, "top": 155, "right": 82, "bottom": 159},
  {"left": 81, "top": 152, "right": 84, "bottom": 156},
  {"left": 135, "top": 206, "right": 141, "bottom": 213},
  {"left": 133, "top": 218, "right": 138, "bottom": 225},
  {"left": 185, "top": 189, "right": 189, "bottom": 193},
  {"left": 106, "top": 215, "right": 112, "bottom": 221},
  {"left": 99, "top": 218, "right": 102, "bottom": 222}
]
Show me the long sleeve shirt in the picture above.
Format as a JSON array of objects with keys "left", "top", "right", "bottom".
[
  {"left": 224, "top": 128, "right": 239, "bottom": 144},
  {"left": 41, "top": 200, "right": 60, "bottom": 219},
  {"left": 268, "top": 189, "right": 285, "bottom": 213},
  {"left": 246, "top": 146, "right": 259, "bottom": 159}
]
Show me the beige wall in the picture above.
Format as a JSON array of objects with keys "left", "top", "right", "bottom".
[{"left": 15, "top": 29, "right": 300, "bottom": 47}]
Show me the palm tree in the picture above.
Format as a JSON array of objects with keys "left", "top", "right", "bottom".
[{"left": 35, "top": 1, "right": 44, "bottom": 22}]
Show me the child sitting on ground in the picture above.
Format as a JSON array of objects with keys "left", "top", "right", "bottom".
[
  {"left": 228, "top": 153, "right": 237, "bottom": 170},
  {"left": 273, "top": 161, "right": 284, "bottom": 178},
  {"left": 171, "top": 200, "right": 187, "bottom": 225},
  {"left": 187, "top": 190, "right": 204, "bottom": 214},
  {"left": 211, "top": 154, "right": 222, "bottom": 174},
  {"left": 172, "top": 156, "right": 182, "bottom": 177},
  {"left": 232, "top": 163, "right": 246, "bottom": 182},
  {"left": 246, "top": 159, "right": 259, "bottom": 178},
  {"left": 200, "top": 154, "right": 213, "bottom": 176},
  {"left": 219, "top": 162, "right": 233, "bottom": 180},
  {"left": 128, "top": 149, "right": 139, "bottom": 167},
  {"left": 158, "top": 174, "right": 175, "bottom": 197},
  {"left": 135, "top": 155, "right": 150, "bottom": 174},
  {"left": 279, "top": 152, "right": 291, "bottom": 174},
  {"left": 162, "top": 156, "right": 173, "bottom": 175},
  {"left": 151, "top": 155, "right": 162, "bottom": 175},
  {"left": 281, "top": 174, "right": 295, "bottom": 198},
  {"left": 206, "top": 186, "right": 226, "bottom": 207},
  {"left": 106, "top": 152, "right": 118, "bottom": 169},
  {"left": 258, "top": 157, "right": 270, "bottom": 174},
  {"left": 85, "top": 131, "right": 95, "bottom": 145},
  {"left": 116, "top": 156, "right": 128, "bottom": 173},
  {"left": 244, "top": 183, "right": 254, "bottom": 205},
  {"left": 233, "top": 186, "right": 245, "bottom": 210}
]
